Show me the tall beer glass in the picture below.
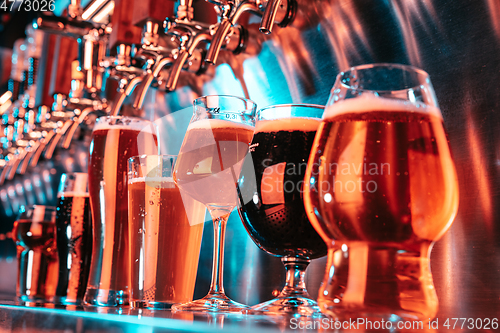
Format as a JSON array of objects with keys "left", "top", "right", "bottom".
[
  {"left": 172, "top": 95, "right": 256, "bottom": 312},
  {"left": 128, "top": 155, "right": 205, "bottom": 308},
  {"left": 54, "top": 172, "right": 92, "bottom": 305},
  {"left": 13, "top": 205, "right": 58, "bottom": 302},
  {"left": 304, "top": 63, "right": 459, "bottom": 322},
  {"left": 238, "top": 104, "right": 327, "bottom": 317},
  {"left": 85, "top": 116, "right": 159, "bottom": 306}
]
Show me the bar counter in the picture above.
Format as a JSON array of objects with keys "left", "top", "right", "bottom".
[{"left": 1, "top": 293, "right": 499, "bottom": 333}]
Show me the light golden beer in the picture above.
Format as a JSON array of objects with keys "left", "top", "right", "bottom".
[
  {"left": 173, "top": 119, "right": 254, "bottom": 208},
  {"left": 128, "top": 177, "right": 204, "bottom": 307}
]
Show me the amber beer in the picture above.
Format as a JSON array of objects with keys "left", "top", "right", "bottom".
[
  {"left": 85, "top": 117, "right": 158, "bottom": 306},
  {"left": 306, "top": 95, "right": 459, "bottom": 319},
  {"left": 54, "top": 192, "right": 92, "bottom": 304},
  {"left": 239, "top": 117, "right": 327, "bottom": 258},
  {"left": 13, "top": 206, "right": 58, "bottom": 301},
  {"left": 173, "top": 119, "right": 254, "bottom": 207},
  {"left": 128, "top": 177, "right": 204, "bottom": 307}
]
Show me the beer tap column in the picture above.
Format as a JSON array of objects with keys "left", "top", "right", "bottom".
[
  {"left": 164, "top": 17, "right": 211, "bottom": 91},
  {"left": 7, "top": 40, "right": 26, "bottom": 104}
]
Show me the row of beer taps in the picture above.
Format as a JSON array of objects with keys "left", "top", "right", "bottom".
[{"left": 0, "top": 0, "right": 295, "bottom": 190}]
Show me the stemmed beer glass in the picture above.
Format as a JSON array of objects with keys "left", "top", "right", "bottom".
[
  {"left": 304, "top": 63, "right": 459, "bottom": 321},
  {"left": 238, "top": 104, "right": 327, "bottom": 317},
  {"left": 172, "top": 95, "right": 256, "bottom": 312}
]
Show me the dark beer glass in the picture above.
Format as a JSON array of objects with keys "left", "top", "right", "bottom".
[
  {"left": 13, "top": 205, "right": 58, "bottom": 302},
  {"left": 54, "top": 173, "right": 92, "bottom": 305},
  {"left": 304, "top": 63, "right": 459, "bottom": 322},
  {"left": 128, "top": 155, "right": 205, "bottom": 308},
  {"left": 85, "top": 116, "right": 159, "bottom": 306},
  {"left": 172, "top": 95, "right": 256, "bottom": 312},
  {"left": 238, "top": 104, "right": 327, "bottom": 317}
]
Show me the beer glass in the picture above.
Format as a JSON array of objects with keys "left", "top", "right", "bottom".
[
  {"left": 85, "top": 116, "right": 159, "bottom": 306},
  {"left": 304, "top": 63, "right": 459, "bottom": 321},
  {"left": 13, "top": 205, "right": 58, "bottom": 302},
  {"left": 128, "top": 155, "right": 205, "bottom": 309},
  {"left": 238, "top": 104, "right": 327, "bottom": 317},
  {"left": 172, "top": 95, "right": 256, "bottom": 312},
  {"left": 54, "top": 173, "right": 92, "bottom": 305}
]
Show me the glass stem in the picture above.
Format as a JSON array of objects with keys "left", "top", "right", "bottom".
[
  {"left": 208, "top": 212, "right": 230, "bottom": 296},
  {"left": 280, "top": 257, "right": 311, "bottom": 298}
]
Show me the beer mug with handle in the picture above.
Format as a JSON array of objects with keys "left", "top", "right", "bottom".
[{"left": 304, "top": 63, "right": 459, "bottom": 322}]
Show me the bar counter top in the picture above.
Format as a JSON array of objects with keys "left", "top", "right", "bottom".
[{"left": 1, "top": 296, "right": 499, "bottom": 333}]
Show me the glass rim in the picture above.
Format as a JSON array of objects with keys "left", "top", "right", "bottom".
[
  {"left": 128, "top": 154, "right": 178, "bottom": 164},
  {"left": 95, "top": 115, "right": 155, "bottom": 123},
  {"left": 194, "top": 95, "right": 257, "bottom": 113},
  {"left": 337, "top": 62, "right": 431, "bottom": 92},
  {"left": 257, "top": 104, "right": 325, "bottom": 120}
]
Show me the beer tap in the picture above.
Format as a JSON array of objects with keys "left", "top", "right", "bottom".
[
  {"left": 163, "top": 16, "right": 212, "bottom": 91},
  {"left": 103, "top": 44, "right": 145, "bottom": 116},
  {"left": 43, "top": 94, "right": 76, "bottom": 159},
  {"left": 205, "top": 0, "right": 295, "bottom": 65},
  {"left": 34, "top": 4, "right": 111, "bottom": 151},
  {"left": 25, "top": 106, "right": 58, "bottom": 169},
  {"left": 7, "top": 39, "right": 26, "bottom": 105}
]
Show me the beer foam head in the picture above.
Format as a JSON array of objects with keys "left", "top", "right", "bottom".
[
  {"left": 324, "top": 95, "right": 443, "bottom": 120},
  {"left": 129, "top": 176, "right": 176, "bottom": 188},
  {"left": 93, "top": 117, "right": 157, "bottom": 132},
  {"left": 187, "top": 119, "right": 254, "bottom": 132},
  {"left": 255, "top": 117, "right": 320, "bottom": 133}
]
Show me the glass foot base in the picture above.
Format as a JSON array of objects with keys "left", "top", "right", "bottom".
[
  {"left": 249, "top": 296, "right": 323, "bottom": 317},
  {"left": 171, "top": 293, "right": 249, "bottom": 313},
  {"left": 52, "top": 296, "right": 83, "bottom": 306}
]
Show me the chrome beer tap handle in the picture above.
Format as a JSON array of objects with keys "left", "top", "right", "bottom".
[{"left": 205, "top": 0, "right": 257, "bottom": 65}]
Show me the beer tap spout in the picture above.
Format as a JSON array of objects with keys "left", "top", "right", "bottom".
[
  {"left": 164, "top": 17, "right": 212, "bottom": 91},
  {"left": 259, "top": 0, "right": 294, "bottom": 34},
  {"left": 110, "top": 76, "right": 143, "bottom": 116}
]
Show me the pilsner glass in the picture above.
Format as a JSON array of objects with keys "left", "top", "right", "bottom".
[
  {"left": 54, "top": 172, "right": 92, "bottom": 305},
  {"left": 304, "top": 63, "right": 459, "bottom": 322},
  {"left": 128, "top": 155, "right": 205, "bottom": 309},
  {"left": 13, "top": 205, "right": 58, "bottom": 302},
  {"left": 84, "top": 116, "right": 159, "bottom": 306},
  {"left": 172, "top": 95, "right": 256, "bottom": 312},
  {"left": 238, "top": 104, "right": 327, "bottom": 317}
]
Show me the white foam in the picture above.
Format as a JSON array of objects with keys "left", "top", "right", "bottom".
[
  {"left": 187, "top": 119, "right": 254, "bottom": 132},
  {"left": 323, "top": 95, "right": 443, "bottom": 120},
  {"left": 255, "top": 117, "right": 320, "bottom": 133},
  {"left": 58, "top": 191, "right": 89, "bottom": 198},
  {"left": 93, "top": 117, "right": 157, "bottom": 133}
]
